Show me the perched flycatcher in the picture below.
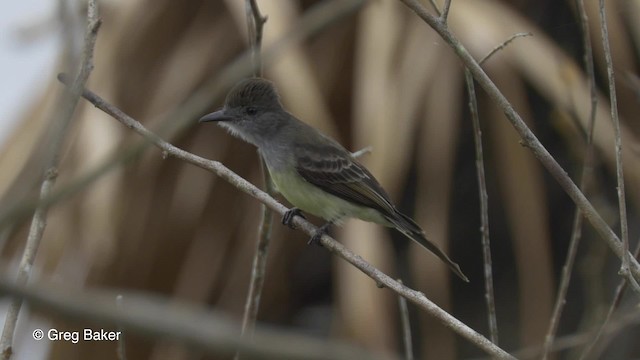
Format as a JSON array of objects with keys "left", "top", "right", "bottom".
[{"left": 200, "top": 78, "right": 468, "bottom": 282}]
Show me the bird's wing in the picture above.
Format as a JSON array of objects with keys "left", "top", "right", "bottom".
[
  {"left": 293, "top": 143, "right": 396, "bottom": 216},
  {"left": 292, "top": 138, "right": 469, "bottom": 282}
]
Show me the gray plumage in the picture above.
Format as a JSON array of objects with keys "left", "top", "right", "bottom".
[{"left": 200, "top": 78, "right": 468, "bottom": 282}]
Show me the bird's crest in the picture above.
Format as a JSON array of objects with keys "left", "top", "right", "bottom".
[{"left": 225, "top": 77, "right": 282, "bottom": 110}]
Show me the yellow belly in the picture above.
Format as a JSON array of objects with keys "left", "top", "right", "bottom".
[{"left": 269, "top": 168, "right": 387, "bottom": 225}]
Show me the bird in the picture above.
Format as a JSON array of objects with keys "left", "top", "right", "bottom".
[{"left": 199, "top": 77, "right": 468, "bottom": 282}]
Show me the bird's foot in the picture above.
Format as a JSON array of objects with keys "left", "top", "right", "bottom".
[
  {"left": 309, "top": 222, "right": 332, "bottom": 246},
  {"left": 282, "top": 207, "right": 305, "bottom": 229}
]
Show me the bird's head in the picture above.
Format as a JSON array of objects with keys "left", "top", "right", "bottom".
[{"left": 199, "top": 78, "right": 286, "bottom": 146}]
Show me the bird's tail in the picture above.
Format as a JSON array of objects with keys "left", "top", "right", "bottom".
[{"left": 386, "top": 211, "right": 469, "bottom": 282}]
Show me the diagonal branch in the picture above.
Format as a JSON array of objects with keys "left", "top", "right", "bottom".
[
  {"left": 397, "top": 0, "right": 640, "bottom": 282},
  {"left": 480, "top": 32, "right": 532, "bottom": 65},
  {"left": 57, "top": 77, "right": 515, "bottom": 360},
  {"left": 578, "top": 241, "right": 640, "bottom": 358}
]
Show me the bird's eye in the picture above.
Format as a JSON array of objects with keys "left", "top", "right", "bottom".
[{"left": 246, "top": 107, "right": 257, "bottom": 116}]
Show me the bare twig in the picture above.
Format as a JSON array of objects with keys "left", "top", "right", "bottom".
[
  {"left": 0, "top": 171, "right": 57, "bottom": 359},
  {"left": 541, "top": 0, "right": 599, "bottom": 358},
  {"left": 238, "top": 157, "right": 274, "bottom": 342},
  {"left": 512, "top": 306, "right": 640, "bottom": 359},
  {"left": 464, "top": 30, "right": 531, "bottom": 346},
  {"left": 236, "top": 2, "right": 271, "bottom": 357},
  {"left": 397, "top": 279, "right": 413, "bottom": 360},
  {"left": 598, "top": 0, "right": 638, "bottom": 293},
  {"left": 397, "top": 0, "right": 640, "bottom": 281},
  {"left": 464, "top": 70, "right": 498, "bottom": 345},
  {"left": 440, "top": 0, "right": 452, "bottom": 23},
  {"left": 578, "top": 241, "right": 640, "bottom": 359},
  {"left": 57, "top": 77, "right": 515, "bottom": 359},
  {"left": 427, "top": 0, "right": 441, "bottom": 16},
  {"left": 246, "top": 0, "right": 267, "bottom": 76},
  {"left": 479, "top": 32, "right": 533, "bottom": 65},
  {"left": 0, "top": 2, "right": 100, "bottom": 358},
  {"left": 0, "top": 278, "right": 390, "bottom": 360}
]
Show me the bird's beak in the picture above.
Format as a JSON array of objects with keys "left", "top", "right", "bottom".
[{"left": 199, "top": 109, "right": 232, "bottom": 123}]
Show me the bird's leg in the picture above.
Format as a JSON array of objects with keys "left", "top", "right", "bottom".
[
  {"left": 282, "top": 207, "right": 306, "bottom": 229},
  {"left": 309, "top": 222, "right": 332, "bottom": 246}
]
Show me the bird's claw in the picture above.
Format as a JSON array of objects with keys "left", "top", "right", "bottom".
[
  {"left": 308, "top": 223, "right": 332, "bottom": 247},
  {"left": 282, "top": 207, "right": 305, "bottom": 229}
]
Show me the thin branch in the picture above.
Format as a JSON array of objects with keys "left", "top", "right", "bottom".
[
  {"left": 511, "top": 307, "right": 640, "bottom": 359},
  {"left": 428, "top": 0, "right": 441, "bottom": 16},
  {"left": 542, "top": 179, "right": 589, "bottom": 360},
  {"left": 479, "top": 32, "right": 533, "bottom": 65},
  {"left": 397, "top": 280, "right": 413, "bottom": 360},
  {"left": 464, "top": 30, "right": 531, "bottom": 346},
  {"left": 238, "top": 158, "right": 273, "bottom": 342},
  {"left": 578, "top": 241, "right": 640, "bottom": 359},
  {"left": 237, "top": 157, "right": 273, "bottom": 347},
  {"left": 598, "top": 0, "right": 638, "bottom": 293},
  {"left": 0, "top": 278, "right": 389, "bottom": 360},
  {"left": 397, "top": 0, "right": 640, "bottom": 282},
  {"left": 236, "top": 1, "right": 271, "bottom": 357},
  {"left": 0, "top": 2, "right": 100, "bottom": 358},
  {"left": 246, "top": 0, "right": 267, "bottom": 76},
  {"left": 440, "top": 0, "right": 452, "bottom": 23},
  {"left": 464, "top": 70, "right": 498, "bottom": 345},
  {"left": 541, "top": 0, "right": 599, "bottom": 357},
  {"left": 57, "top": 78, "right": 515, "bottom": 359}
]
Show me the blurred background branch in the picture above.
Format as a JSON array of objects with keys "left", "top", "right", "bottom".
[
  {"left": 0, "top": 277, "right": 392, "bottom": 360},
  {"left": 0, "top": 1, "right": 100, "bottom": 358},
  {"left": 543, "top": 0, "right": 599, "bottom": 357}
]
